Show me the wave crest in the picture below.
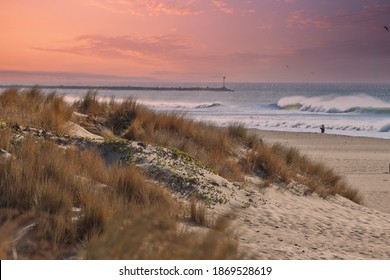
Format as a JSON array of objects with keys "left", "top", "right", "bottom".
[
  {"left": 379, "top": 123, "right": 390, "bottom": 132},
  {"left": 277, "top": 95, "right": 390, "bottom": 114},
  {"left": 194, "top": 103, "right": 222, "bottom": 109}
]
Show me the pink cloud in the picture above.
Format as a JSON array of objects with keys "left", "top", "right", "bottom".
[
  {"left": 274, "top": 0, "right": 296, "bottom": 3},
  {"left": 212, "top": 0, "right": 234, "bottom": 15},
  {"left": 89, "top": 0, "right": 246, "bottom": 16},
  {"left": 33, "top": 33, "right": 197, "bottom": 62},
  {"left": 89, "top": 0, "right": 204, "bottom": 16},
  {"left": 287, "top": 2, "right": 390, "bottom": 32},
  {"left": 287, "top": 9, "right": 331, "bottom": 30}
]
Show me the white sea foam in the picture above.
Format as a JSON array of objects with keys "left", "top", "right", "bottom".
[{"left": 277, "top": 94, "right": 390, "bottom": 114}]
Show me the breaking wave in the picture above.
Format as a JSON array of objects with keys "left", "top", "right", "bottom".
[
  {"left": 379, "top": 123, "right": 390, "bottom": 132},
  {"left": 277, "top": 95, "right": 390, "bottom": 114},
  {"left": 194, "top": 103, "right": 222, "bottom": 109}
]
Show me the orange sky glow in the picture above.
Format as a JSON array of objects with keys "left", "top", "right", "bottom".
[{"left": 1, "top": 0, "right": 390, "bottom": 84}]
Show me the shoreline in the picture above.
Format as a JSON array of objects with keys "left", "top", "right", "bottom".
[
  {"left": 249, "top": 127, "right": 390, "bottom": 140},
  {"left": 251, "top": 129, "right": 390, "bottom": 214}
]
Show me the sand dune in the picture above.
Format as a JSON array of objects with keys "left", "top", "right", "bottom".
[
  {"left": 203, "top": 130, "right": 390, "bottom": 259},
  {"left": 253, "top": 130, "right": 390, "bottom": 214},
  {"left": 28, "top": 127, "right": 390, "bottom": 259},
  {"left": 2, "top": 123, "right": 389, "bottom": 259}
]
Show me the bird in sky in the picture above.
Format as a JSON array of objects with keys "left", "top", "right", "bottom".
[{"left": 385, "top": 26, "right": 389, "bottom": 32}]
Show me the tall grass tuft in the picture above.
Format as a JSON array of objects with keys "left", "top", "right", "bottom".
[
  {"left": 0, "top": 88, "right": 73, "bottom": 132},
  {"left": 241, "top": 140, "right": 363, "bottom": 204},
  {"left": 244, "top": 143, "right": 290, "bottom": 182},
  {"left": 0, "top": 127, "right": 12, "bottom": 151},
  {"left": 85, "top": 211, "right": 237, "bottom": 260},
  {"left": 190, "top": 197, "right": 207, "bottom": 226},
  {"left": 76, "top": 90, "right": 103, "bottom": 115}
]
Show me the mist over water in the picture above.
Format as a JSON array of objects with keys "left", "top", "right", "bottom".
[{"left": 53, "top": 83, "right": 390, "bottom": 139}]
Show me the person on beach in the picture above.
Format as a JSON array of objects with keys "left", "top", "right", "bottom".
[{"left": 320, "top": 124, "right": 325, "bottom": 133}]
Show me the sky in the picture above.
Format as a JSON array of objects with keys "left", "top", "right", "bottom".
[{"left": 1, "top": 0, "right": 390, "bottom": 84}]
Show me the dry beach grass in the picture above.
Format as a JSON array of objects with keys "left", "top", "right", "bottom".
[
  {"left": 0, "top": 88, "right": 389, "bottom": 259},
  {"left": 0, "top": 87, "right": 73, "bottom": 133}
]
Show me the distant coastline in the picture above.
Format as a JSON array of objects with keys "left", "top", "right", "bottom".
[{"left": 0, "top": 84, "right": 234, "bottom": 92}]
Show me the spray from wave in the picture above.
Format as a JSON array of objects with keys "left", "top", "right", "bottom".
[{"left": 277, "top": 95, "right": 390, "bottom": 114}]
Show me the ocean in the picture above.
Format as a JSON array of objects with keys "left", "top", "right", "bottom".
[{"left": 42, "top": 83, "right": 390, "bottom": 139}]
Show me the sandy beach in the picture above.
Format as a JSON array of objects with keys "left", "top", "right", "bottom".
[{"left": 253, "top": 130, "right": 390, "bottom": 214}]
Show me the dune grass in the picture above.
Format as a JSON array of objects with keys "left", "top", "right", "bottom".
[
  {"left": 0, "top": 87, "right": 73, "bottom": 133},
  {"left": 74, "top": 94, "right": 244, "bottom": 181},
  {"left": 0, "top": 124, "right": 236, "bottom": 259},
  {"left": 85, "top": 210, "right": 237, "bottom": 260},
  {"left": 190, "top": 196, "right": 207, "bottom": 226},
  {"left": 244, "top": 142, "right": 363, "bottom": 204}
]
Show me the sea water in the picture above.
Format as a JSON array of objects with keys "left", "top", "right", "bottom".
[{"left": 58, "top": 83, "right": 390, "bottom": 139}]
